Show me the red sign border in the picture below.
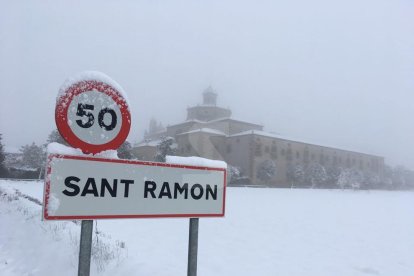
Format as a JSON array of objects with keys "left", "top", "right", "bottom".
[
  {"left": 43, "top": 154, "right": 227, "bottom": 220},
  {"left": 55, "top": 80, "right": 131, "bottom": 154}
]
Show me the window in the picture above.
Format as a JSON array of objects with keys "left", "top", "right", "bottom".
[
  {"left": 281, "top": 148, "right": 285, "bottom": 156},
  {"left": 296, "top": 151, "right": 300, "bottom": 159},
  {"left": 255, "top": 144, "right": 262, "bottom": 156},
  {"left": 304, "top": 148, "right": 309, "bottom": 162},
  {"left": 226, "top": 144, "right": 232, "bottom": 153},
  {"left": 286, "top": 148, "right": 292, "bottom": 161},
  {"left": 271, "top": 145, "right": 277, "bottom": 159},
  {"left": 265, "top": 146, "right": 270, "bottom": 153}
]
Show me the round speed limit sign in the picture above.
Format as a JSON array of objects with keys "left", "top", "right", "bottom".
[{"left": 56, "top": 72, "right": 131, "bottom": 154}]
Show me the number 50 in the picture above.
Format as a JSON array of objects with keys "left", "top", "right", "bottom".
[{"left": 76, "top": 103, "right": 117, "bottom": 131}]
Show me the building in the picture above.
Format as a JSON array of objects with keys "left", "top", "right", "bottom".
[{"left": 133, "top": 88, "right": 384, "bottom": 187}]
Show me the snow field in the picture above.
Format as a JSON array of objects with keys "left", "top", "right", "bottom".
[{"left": 0, "top": 180, "right": 413, "bottom": 276}]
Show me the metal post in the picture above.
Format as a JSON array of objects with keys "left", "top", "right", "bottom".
[
  {"left": 187, "top": 218, "right": 199, "bottom": 276},
  {"left": 78, "top": 220, "right": 93, "bottom": 276}
]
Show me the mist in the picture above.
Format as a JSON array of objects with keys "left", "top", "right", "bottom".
[{"left": 0, "top": 0, "right": 413, "bottom": 169}]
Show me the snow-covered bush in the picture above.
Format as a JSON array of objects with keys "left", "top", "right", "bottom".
[
  {"left": 256, "top": 160, "right": 276, "bottom": 183},
  {"left": 20, "top": 142, "right": 46, "bottom": 171},
  {"left": 228, "top": 165, "right": 250, "bottom": 184},
  {"left": 305, "top": 163, "right": 327, "bottom": 188},
  {"left": 227, "top": 165, "right": 241, "bottom": 183},
  {"left": 337, "top": 168, "right": 363, "bottom": 190},
  {"left": 287, "top": 163, "right": 305, "bottom": 187},
  {"left": 0, "top": 133, "right": 7, "bottom": 177},
  {"left": 154, "top": 136, "right": 177, "bottom": 162},
  {"left": 117, "top": 141, "right": 133, "bottom": 159}
]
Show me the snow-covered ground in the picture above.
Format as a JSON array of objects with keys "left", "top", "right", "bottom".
[{"left": 1, "top": 179, "right": 413, "bottom": 276}]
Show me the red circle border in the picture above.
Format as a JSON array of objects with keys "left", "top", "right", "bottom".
[{"left": 55, "top": 80, "right": 131, "bottom": 154}]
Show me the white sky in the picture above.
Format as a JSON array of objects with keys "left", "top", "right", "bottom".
[{"left": 0, "top": 0, "right": 413, "bottom": 169}]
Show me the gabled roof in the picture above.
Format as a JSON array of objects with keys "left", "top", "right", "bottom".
[
  {"left": 177, "top": 128, "right": 226, "bottom": 136},
  {"left": 168, "top": 117, "right": 263, "bottom": 128}
]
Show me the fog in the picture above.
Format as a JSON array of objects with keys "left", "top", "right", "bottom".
[{"left": 0, "top": 0, "right": 413, "bottom": 169}]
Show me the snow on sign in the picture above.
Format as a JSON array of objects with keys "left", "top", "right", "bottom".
[
  {"left": 55, "top": 71, "right": 131, "bottom": 154},
  {"left": 43, "top": 154, "right": 227, "bottom": 220}
]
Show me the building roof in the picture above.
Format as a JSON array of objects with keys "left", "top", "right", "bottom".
[
  {"left": 169, "top": 117, "right": 263, "bottom": 128},
  {"left": 177, "top": 128, "right": 226, "bottom": 136},
  {"left": 229, "top": 130, "right": 381, "bottom": 157}
]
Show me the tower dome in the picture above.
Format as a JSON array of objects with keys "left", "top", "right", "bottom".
[{"left": 203, "top": 86, "right": 217, "bottom": 106}]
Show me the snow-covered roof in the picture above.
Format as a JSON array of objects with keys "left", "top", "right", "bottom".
[
  {"left": 206, "top": 117, "right": 262, "bottom": 126},
  {"left": 229, "top": 130, "right": 381, "bottom": 157},
  {"left": 229, "top": 130, "right": 282, "bottom": 139},
  {"left": 170, "top": 117, "right": 262, "bottom": 127},
  {"left": 177, "top": 128, "right": 226, "bottom": 136},
  {"left": 134, "top": 137, "right": 178, "bottom": 149}
]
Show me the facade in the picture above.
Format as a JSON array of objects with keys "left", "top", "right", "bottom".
[{"left": 133, "top": 88, "right": 384, "bottom": 186}]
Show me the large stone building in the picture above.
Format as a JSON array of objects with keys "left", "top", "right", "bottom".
[{"left": 133, "top": 88, "right": 384, "bottom": 187}]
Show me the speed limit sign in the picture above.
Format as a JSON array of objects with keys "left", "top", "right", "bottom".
[{"left": 56, "top": 72, "right": 131, "bottom": 154}]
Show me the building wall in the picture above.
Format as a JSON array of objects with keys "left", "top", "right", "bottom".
[
  {"left": 176, "top": 132, "right": 224, "bottom": 160},
  {"left": 186, "top": 106, "right": 231, "bottom": 121},
  {"left": 221, "top": 135, "right": 253, "bottom": 181},
  {"left": 131, "top": 146, "right": 156, "bottom": 161},
  {"left": 242, "top": 134, "right": 385, "bottom": 186},
  {"left": 166, "top": 121, "right": 199, "bottom": 137},
  {"left": 227, "top": 121, "right": 263, "bottom": 135}
]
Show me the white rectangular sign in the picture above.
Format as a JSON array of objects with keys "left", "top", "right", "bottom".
[{"left": 43, "top": 154, "right": 226, "bottom": 220}]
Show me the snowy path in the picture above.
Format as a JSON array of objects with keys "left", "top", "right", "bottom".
[{"left": 1, "top": 179, "right": 413, "bottom": 276}]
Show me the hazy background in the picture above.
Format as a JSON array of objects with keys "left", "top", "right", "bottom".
[{"left": 0, "top": 0, "right": 413, "bottom": 169}]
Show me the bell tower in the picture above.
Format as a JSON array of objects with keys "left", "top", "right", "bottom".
[{"left": 202, "top": 86, "right": 217, "bottom": 106}]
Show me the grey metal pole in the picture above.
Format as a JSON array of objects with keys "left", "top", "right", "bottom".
[
  {"left": 78, "top": 220, "right": 93, "bottom": 276},
  {"left": 187, "top": 218, "right": 199, "bottom": 276}
]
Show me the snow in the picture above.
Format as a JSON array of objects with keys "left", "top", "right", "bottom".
[
  {"left": 57, "top": 71, "right": 129, "bottom": 104},
  {"left": 1, "top": 179, "right": 414, "bottom": 276},
  {"left": 166, "top": 155, "right": 227, "bottom": 169},
  {"left": 47, "top": 193, "right": 60, "bottom": 215},
  {"left": 47, "top": 142, "right": 118, "bottom": 159}
]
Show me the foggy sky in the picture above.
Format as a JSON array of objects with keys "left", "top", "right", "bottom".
[{"left": 1, "top": 0, "right": 413, "bottom": 169}]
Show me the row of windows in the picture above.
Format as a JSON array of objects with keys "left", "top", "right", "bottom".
[{"left": 250, "top": 143, "right": 380, "bottom": 171}]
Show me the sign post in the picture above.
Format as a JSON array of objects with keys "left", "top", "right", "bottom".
[
  {"left": 187, "top": 218, "right": 199, "bottom": 276},
  {"left": 78, "top": 220, "right": 93, "bottom": 276}
]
